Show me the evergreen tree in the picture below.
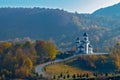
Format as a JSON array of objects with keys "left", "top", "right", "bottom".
[
  {"left": 67, "top": 74, "right": 70, "bottom": 79},
  {"left": 72, "top": 74, "right": 76, "bottom": 79}
]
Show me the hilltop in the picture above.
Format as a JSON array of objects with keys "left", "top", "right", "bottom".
[{"left": 93, "top": 3, "right": 120, "bottom": 17}]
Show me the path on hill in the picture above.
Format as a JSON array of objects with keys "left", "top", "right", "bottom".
[
  {"left": 35, "top": 54, "right": 80, "bottom": 77},
  {"left": 35, "top": 53, "right": 108, "bottom": 77},
  {"left": 35, "top": 59, "right": 63, "bottom": 77}
]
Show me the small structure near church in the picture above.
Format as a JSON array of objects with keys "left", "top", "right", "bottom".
[{"left": 76, "top": 33, "right": 93, "bottom": 54}]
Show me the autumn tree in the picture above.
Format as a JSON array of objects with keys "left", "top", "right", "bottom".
[
  {"left": 35, "top": 40, "right": 48, "bottom": 63},
  {"left": 0, "top": 41, "right": 12, "bottom": 55},
  {"left": 0, "top": 39, "right": 57, "bottom": 79},
  {"left": 1, "top": 41, "right": 12, "bottom": 49},
  {"left": 23, "top": 41, "right": 33, "bottom": 48},
  {"left": 46, "top": 40, "right": 57, "bottom": 60},
  {"left": 15, "top": 52, "right": 33, "bottom": 78},
  {"left": 110, "top": 42, "right": 120, "bottom": 69},
  {"left": 23, "top": 41, "right": 37, "bottom": 64}
]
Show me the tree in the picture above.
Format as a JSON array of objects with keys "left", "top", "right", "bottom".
[
  {"left": 110, "top": 42, "right": 120, "bottom": 69},
  {"left": 77, "top": 73, "right": 80, "bottom": 77},
  {"left": 1, "top": 41, "right": 12, "bottom": 49},
  {"left": 15, "top": 52, "right": 33, "bottom": 78},
  {"left": 105, "top": 73, "right": 108, "bottom": 77},
  {"left": 86, "top": 73, "right": 89, "bottom": 78},
  {"left": 35, "top": 40, "right": 47, "bottom": 63},
  {"left": 93, "top": 72, "right": 98, "bottom": 77},
  {"left": 63, "top": 75, "right": 66, "bottom": 79},
  {"left": 0, "top": 41, "right": 12, "bottom": 55},
  {"left": 0, "top": 40, "right": 37, "bottom": 79},
  {"left": 15, "top": 67, "right": 30, "bottom": 78},
  {"left": 72, "top": 74, "right": 76, "bottom": 79},
  {"left": 46, "top": 41, "right": 57, "bottom": 60},
  {"left": 25, "top": 48, "right": 37, "bottom": 65},
  {"left": 23, "top": 41, "right": 33, "bottom": 48},
  {"left": 60, "top": 73, "right": 63, "bottom": 77},
  {"left": 79, "top": 74, "right": 82, "bottom": 78},
  {"left": 67, "top": 74, "right": 70, "bottom": 79},
  {"left": 2, "top": 53, "right": 15, "bottom": 72},
  {"left": 53, "top": 75, "right": 56, "bottom": 79}
]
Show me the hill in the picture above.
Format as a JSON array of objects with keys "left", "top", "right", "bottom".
[
  {"left": 0, "top": 8, "right": 77, "bottom": 40},
  {"left": 0, "top": 5, "right": 120, "bottom": 51},
  {"left": 92, "top": 3, "right": 120, "bottom": 17}
]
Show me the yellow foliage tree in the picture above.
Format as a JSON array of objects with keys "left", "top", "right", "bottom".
[
  {"left": 47, "top": 41, "right": 57, "bottom": 60},
  {"left": 110, "top": 42, "right": 120, "bottom": 69},
  {"left": 15, "top": 51, "right": 33, "bottom": 78},
  {"left": 2, "top": 41, "right": 12, "bottom": 49},
  {"left": 15, "top": 66, "right": 30, "bottom": 78}
]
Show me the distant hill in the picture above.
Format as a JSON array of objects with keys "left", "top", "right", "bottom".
[
  {"left": 92, "top": 3, "right": 120, "bottom": 17},
  {"left": 0, "top": 8, "right": 77, "bottom": 40},
  {"left": 0, "top": 3, "right": 120, "bottom": 51}
]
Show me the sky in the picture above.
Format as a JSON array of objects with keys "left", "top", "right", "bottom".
[{"left": 0, "top": 0, "right": 120, "bottom": 13}]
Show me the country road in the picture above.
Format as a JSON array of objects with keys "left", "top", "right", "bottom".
[
  {"left": 35, "top": 53, "right": 108, "bottom": 77},
  {"left": 35, "top": 54, "right": 80, "bottom": 77},
  {"left": 35, "top": 59, "right": 63, "bottom": 77}
]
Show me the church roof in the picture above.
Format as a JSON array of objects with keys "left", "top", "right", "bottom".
[
  {"left": 79, "top": 45, "right": 84, "bottom": 48},
  {"left": 89, "top": 45, "right": 92, "bottom": 47},
  {"left": 81, "top": 40, "right": 86, "bottom": 43},
  {"left": 76, "top": 37, "right": 80, "bottom": 40},
  {"left": 83, "top": 33, "right": 88, "bottom": 37}
]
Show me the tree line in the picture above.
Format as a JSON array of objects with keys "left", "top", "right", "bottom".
[{"left": 0, "top": 40, "right": 57, "bottom": 79}]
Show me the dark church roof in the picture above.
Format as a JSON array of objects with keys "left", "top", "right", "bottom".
[
  {"left": 76, "top": 37, "right": 80, "bottom": 40},
  {"left": 89, "top": 45, "right": 92, "bottom": 47},
  {"left": 83, "top": 33, "right": 88, "bottom": 37},
  {"left": 79, "top": 45, "right": 84, "bottom": 48},
  {"left": 81, "top": 40, "right": 86, "bottom": 43}
]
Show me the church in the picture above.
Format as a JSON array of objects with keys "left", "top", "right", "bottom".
[{"left": 76, "top": 33, "right": 93, "bottom": 54}]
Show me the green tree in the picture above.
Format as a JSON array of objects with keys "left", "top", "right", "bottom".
[
  {"left": 67, "top": 74, "right": 70, "bottom": 79},
  {"left": 72, "top": 74, "right": 76, "bottom": 79}
]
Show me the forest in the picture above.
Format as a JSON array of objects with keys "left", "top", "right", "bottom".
[
  {"left": 0, "top": 39, "right": 57, "bottom": 79},
  {"left": 0, "top": 39, "right": 120, "bottom": 79}
]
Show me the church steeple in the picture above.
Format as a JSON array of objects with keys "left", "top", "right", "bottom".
[
  {"left": 83, "top": 33, "right": 88, "bottom": 37},
  {"left": 83, "top": 32, "right": 89, "bottom": 42}
]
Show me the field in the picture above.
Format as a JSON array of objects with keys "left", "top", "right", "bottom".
[
  {"left": 45, "top": 63, "right": 92, "bottom": 77},
  {"left": 45, "top": 63, "right": 120, "bottom": 80}
]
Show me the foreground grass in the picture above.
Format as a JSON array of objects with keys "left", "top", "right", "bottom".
[{"left": 45, "top": 63, "right": 92, "bottom": 76}]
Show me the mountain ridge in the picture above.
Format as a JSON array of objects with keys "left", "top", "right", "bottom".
[
  {"left": 92, "top": 2, "right": 120, "bottom": 17},
  {"left": 0, "top": 3, "right": 120, "bottom": 51}
]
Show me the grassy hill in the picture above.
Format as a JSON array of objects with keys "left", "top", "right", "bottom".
[
  {"left": 66, "top": 55, "right": 115, "bottom": 73},
  {"left": 46, "top": 43, "right": 120, "bottom": 78}
]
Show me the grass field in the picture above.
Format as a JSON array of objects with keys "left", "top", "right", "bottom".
[{"left": 45, "top": 63, "right": 92, "bottom": 77}]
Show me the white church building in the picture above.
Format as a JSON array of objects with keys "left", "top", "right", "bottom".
[{"left": 76, "top": 33, "right": 93, "bottom": 54}]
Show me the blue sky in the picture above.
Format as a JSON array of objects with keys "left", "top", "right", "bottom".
[{"left": 0, "top": 0, "right": 120, "bottom": 13}]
